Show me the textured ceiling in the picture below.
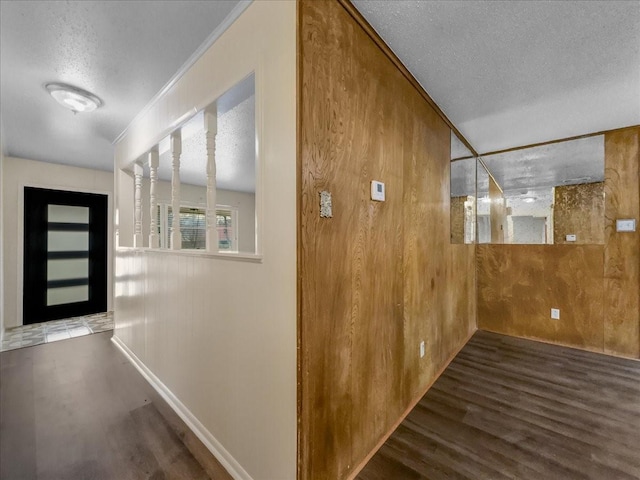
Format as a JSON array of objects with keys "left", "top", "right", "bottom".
[
  {"left": 482, "top": 135, "right": 604, "bottom": 192},
  {"left": 353, "top": 0, "right": 640, "bottom": 154},
  {"left": 157, "top": 74, "right": 256, "bottom": 193},
  {"left": 451, "top": 135, "right": 604, "bottom": 197},
  {"left": 0, "top": 0, "right": 245, "bottom": 171},
  {"left": 2, "top": 1, "right": 638, "bottom": 179}
]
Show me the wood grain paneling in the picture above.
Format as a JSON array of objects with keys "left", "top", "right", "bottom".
[
  {"left": 299, "top": 2, "right": 476, "bottom": 479},
  {"left": 477, "top": 128, "right": 639, "bottom": 358},
  {"left": 450, "top": 196, "right": 466, "bottom": 244},
  {"left": 604, "top": 127, "right": 640, "bottom": 357},
  {"left": 554, "top": 182, "right": 605, "bottom": 244},
  {"left": 477, "top": 244, "right": 605, "bottom": 352}
]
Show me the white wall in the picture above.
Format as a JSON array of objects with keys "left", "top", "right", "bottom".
[
  {"left": 0, "top": 139, "right": 4, "bottom": 338},
  {"left": 112, "top": 2, "right": 296, "bottom": 479},
  {"left": 1, "top": 157, "right": 114, "bottom": 329}
]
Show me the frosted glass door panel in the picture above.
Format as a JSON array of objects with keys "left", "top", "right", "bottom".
[
  {"left": 47, "top": 231, "right": 89, "bottom": 251},
  {"left": 47, "top": 285, "right": 89, "bottom": 306},
  {"left": 47, "top": 259, "right": 89, "bottom": 281},
  {"left": 48, "top": 204, "right": 89, "bottom": 224}
]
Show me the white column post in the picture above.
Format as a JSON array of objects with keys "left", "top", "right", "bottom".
[
  {"left": 170, "top": 132, "right": 182, "bottom": 250},
  {"left": 204, "top": 108, "right": 218, "bottom": 253},
  {"left": 133, "top": 162, "right": 144, "bottom": 247},
  {"left": 148, "top": 149, "right": 159, "bottom": 248}
]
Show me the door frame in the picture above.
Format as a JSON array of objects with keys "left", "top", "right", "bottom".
[{"left": 17, "top": 182, "right": 113, "bottom": 326}]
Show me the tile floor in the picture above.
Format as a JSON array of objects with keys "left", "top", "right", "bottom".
[{"left": 0, "top": 311, "right": 113, "bottom": 352}]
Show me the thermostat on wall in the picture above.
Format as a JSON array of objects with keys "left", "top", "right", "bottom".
[
  {"left": 371, "top": 181, "right": 385, "bottom": 202},
  {"left": 616, "top": 219, "right": 636, "bottom": 232}
]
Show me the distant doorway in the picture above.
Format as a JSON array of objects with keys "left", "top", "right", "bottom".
[{"left": 23, "top": 187, "right": 108, "bottom": 324}]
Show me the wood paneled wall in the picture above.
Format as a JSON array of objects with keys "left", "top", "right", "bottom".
[
  {"left": 477, "top": 244, "right": 605, "bottom": 351},
  {"left": 478, "top": 127, "right": 640, "bottom": 358},
  {"left": 603, "top": 128, "right": 640, "bottom": 357},
  {"left": 298, "top": 2, "right": 476, "bottom": 479},
  {"left": 450, "top": 196, "right": 466, "bottom": 243},
  {"left": 554, "top": 182, "right": 605, "bottom": 244}
]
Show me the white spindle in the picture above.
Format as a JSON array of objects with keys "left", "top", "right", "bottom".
[
  {"left": 133, "top": 162, "right": 143, "bottom": 247},
  {"left": 170, "top": 132, "right": 182, "bottom": 250},
  {"left": 148, "top": 150, "right": 159, "bottom": 248},
  {"left": 204, "top": 109, "right": 218, "bottom": 252}
]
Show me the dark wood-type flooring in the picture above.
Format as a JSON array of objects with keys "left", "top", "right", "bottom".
[
  {"left": 0, "top": 331, "right": 228, "bottom": 480},
  {"left": 358, "top": 330, "right": 640, "bottom": 480}
]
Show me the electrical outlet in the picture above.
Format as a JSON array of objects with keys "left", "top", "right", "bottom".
[
  {"left": 419, "top": 341, "right": 425, "bottom": 358},
  {"left": 551, "top": 308, "right": 560, "bottom": 320}
]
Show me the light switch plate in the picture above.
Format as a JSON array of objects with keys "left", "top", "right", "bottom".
[
  {"left": 616, "top": 219, "right": 636, "bottom": 232},
  {"left": 319, "top": 191, "right": 332, "bottom": 218},
  {"left": 371, "top": 181, "right": 385, "bottom": 201},
  {"left": 565, "top": 234, "right": 576, "bottom": 242},
  {"left": 551, "top": 308, "right": 560, "bottom": 320}
]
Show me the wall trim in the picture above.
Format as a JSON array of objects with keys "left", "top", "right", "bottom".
[
  {"left": 111, "top": 334, "right": 254, "bottom": 480},
  {"left": 347, "top": 327, "right": 478, "bottom": 480},
  {"left": 116, "top": 246, "right": 263, "bottom": 263}
]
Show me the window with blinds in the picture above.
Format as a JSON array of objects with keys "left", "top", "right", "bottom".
[{"left": 158, "top": 204, "right": 237, "bottom": 251}]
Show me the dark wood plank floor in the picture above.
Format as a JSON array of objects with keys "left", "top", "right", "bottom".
[
  {"left": 358, "top": 330, "right": 640, "bottom": 480},
  {"left": 0, "top": 331, "right": 216, "bottom": 480}
]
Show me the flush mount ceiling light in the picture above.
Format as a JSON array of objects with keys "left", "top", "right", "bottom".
[
  {"left": 45, "top": 83, "right": 103, "bottom": 113},
  {"left": 522, "top": 197, "right": 537, "bottom": 203}
]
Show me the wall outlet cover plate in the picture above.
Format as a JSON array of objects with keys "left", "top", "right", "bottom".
[{"left": 371, "top": 181, "right": 385, "bottom": 201}]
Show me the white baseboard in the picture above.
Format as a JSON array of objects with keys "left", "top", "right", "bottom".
[{"left": 111, "top": 335, "right": 253, "bottom": 480}]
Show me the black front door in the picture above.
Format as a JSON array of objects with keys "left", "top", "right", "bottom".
[{"left": 23, "top": 187, "right": 108, "bottom": 324}]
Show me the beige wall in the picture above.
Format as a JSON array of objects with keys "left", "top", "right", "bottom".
[
  {"left": 0, "top": 140, "right": 4, "bottom": 337},
  {"left": 113, "top": 2, "right": 296, "bottom": 479},
  {"left": 1, "top": 156, "right": 114, "bottom": 329}
]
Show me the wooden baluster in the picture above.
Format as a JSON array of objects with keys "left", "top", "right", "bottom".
[
  {"left": 204, "top": 108, "right": 218, "bottom": 253},
  {"left": 133, "top": 162, "right": 143, "bottom": 247},
  {"left": 170, "top": 132, "right": 182, "bottom": 250},
  {"left": 148, "top": 149, "right": 159, "bottom": 248}
]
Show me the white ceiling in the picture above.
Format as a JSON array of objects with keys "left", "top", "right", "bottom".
[
  {"left": 353, "top": 0, "right": 640, "bottom": 154},
  {"left": 1, "top": 0, "right": 638, "bottom": 182},
  {"left": 0, "top": 0, "right": 246, "bottom": 172},
  {"left": 451, "top": 135, "right": 604, "bottom": 197},
  {"left": 156, "top": 74, "right": 256, "bottom": 192}
]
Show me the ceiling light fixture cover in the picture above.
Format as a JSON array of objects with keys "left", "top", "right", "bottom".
[{"left": 45, "top": 83, "right": 103, "bottom": 113}]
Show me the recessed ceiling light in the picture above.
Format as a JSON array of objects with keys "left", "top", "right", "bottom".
[
  {"left": 45, "top": 83, "right": 103, "bottom": 113},
  {"left": 522, "top": 197, "right": 537, "bottom": 203}
]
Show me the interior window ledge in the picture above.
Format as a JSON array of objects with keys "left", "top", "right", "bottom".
[{"left": 115, "top": 246, "right": 263, "bottom": 263}]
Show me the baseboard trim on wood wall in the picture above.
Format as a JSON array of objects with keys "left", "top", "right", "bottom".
[
  {"left": 347, "top": 327, "right": 478, "bottom": 480},
  {"left": 111, "top": 335, "right": 254, "bottom": 480}
]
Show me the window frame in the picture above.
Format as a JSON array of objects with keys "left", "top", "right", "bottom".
[{"left": 157, "top": 202, "right": 239, "bottom": 252}]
